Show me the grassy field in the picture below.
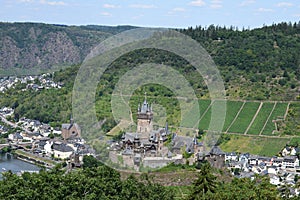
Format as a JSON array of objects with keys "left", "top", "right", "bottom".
[
  {"left": 261, "top": 103, "right": 288, "bottom": 135},
  {"left": 168, "top": 185, "right": 192, "bottom": 200},
  {"left": 227, "top": 102, "right": 260, "bottom": 133},
  {"left": 199, "top": 99, "right": 211, "bottom": 118},
  {"left": 247, "top": 102, "right": 275, "bottom": 135},
  {"left": 198, "top": 101, "right": 213, "bottom": 130},
  {"left": 219, "top": 135, "right": 290, "bottom": 156},
  {"left": 222, "top": 101, "right": 244, "bottom": 131}
]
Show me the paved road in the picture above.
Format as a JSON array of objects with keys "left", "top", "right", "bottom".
[{"left": 0, "top": 114, "right": 33, "bottom": 134}]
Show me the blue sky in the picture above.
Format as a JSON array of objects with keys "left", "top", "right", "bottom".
[{"left": 1, "top": 0, "right": 300, "bottom": 29}]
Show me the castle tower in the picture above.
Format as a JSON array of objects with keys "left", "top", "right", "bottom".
[
  {"left": 137, "top": 94, "right": 153, "bottom": 133},
  {"left": 158, "top": 133, "right": 164, "bottom": 151}
]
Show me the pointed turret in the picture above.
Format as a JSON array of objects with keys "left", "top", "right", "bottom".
[{"left": 137, "top": 93, "right": 153, "bottom": 133}]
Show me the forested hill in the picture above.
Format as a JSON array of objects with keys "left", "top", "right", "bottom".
[
  {"left": 182, "top": 22, "right": 300, "bottom": 75},
  {"left": 0, "top": 22, "right": 299, "bottom": 99},
  {"left": 0, "top": 22, "right": 136, "bottom": 74},
  {"left": 1, "top": 22, "right": 300, "bottom": 76}
]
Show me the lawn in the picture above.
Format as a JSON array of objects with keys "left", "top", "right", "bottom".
[
  {"left": 220, "top": 135, "right": 290, "bottom": 156},
  {"left": 247, "top": 102, "right": 275, "bottom": 135},
  {"left": 227, "top": 102, "right": 260, "bottom": 133},
  {"left": 261, "top": 103, "right": 288, "bottom": 135}
]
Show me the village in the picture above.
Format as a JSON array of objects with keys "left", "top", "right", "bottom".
[
  {"left": 0, "top": 106, "right": 95, "bottom": 169},
  {"left": 0, "top": 73, "right": 63, "bottom": 93},
  {"left": 0, "top": 97, "right": 299, "bottom": 195},
  {"left": 107, "top": 97, "right": 300, "bottom": 194}
]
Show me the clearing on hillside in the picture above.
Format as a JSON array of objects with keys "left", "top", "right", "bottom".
[{"left": 219, "top": 135, "right": 290, "bottom": 156}]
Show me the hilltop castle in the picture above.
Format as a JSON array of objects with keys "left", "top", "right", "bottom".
[{"left": 109, "top": 96, "right": 209, "bottom": 170}]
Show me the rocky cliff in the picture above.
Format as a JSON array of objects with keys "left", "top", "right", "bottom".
[{"left": 0, "top": 22, "right": 135, "bottom": 75}]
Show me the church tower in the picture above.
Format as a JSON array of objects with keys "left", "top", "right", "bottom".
[{"left": 137, "top": 94, "right": 153, "bottom": 133}]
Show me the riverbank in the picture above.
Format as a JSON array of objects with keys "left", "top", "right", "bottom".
[
  {"left": 13, "top": 150, "right": 60, "bottom": 169},
  {"left": 0, "top": 153, "right": 41, "bottom": 179}
]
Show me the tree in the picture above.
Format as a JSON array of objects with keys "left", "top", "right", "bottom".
[
  {"left": 187, "top": 162, "right": 217, "bottom": 200},
  {"left": 82, "top": 155, "right": 102, "bottom": 169}
]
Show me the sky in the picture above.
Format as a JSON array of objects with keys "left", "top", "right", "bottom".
[{"left": 1, "top": 0, "right": 300, "bottom": 29}]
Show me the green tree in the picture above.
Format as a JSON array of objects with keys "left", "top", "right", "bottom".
[
  {"left": 187, "top": 162, "right": 217, "bottom": 200},
  {"left": 82, "top": 155, "right": 103, "bottom": 169}
]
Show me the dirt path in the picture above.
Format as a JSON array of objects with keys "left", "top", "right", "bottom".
[
  {"left": 259, "top": 102, "right": 277, "bottom": 136},
  {"left": 193, "top": 100, "right": 215, "bottom": 129},
  {"left": 225, "top": 100, "right": 246, "bottom": 133},
  {"left": 244, "top": 102, "right": 263, "bottom": 135},
  {"left": 283, "top": 102, "right": 291, "bottom": 120}
]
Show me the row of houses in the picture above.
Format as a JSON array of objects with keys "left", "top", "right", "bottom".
[
  {"left": 0, "top": 107, "right": 14, "bottom": 117},
  {"left": 5, "top": 114, "right": 93, "bottom": 167},
  {"left": 0, "top": 73, "right": 63, "bottom": 93},
  {"left": 224, "top": 150, "right": 300, "bottom": 189}
]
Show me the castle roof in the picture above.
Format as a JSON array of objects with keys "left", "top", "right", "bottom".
[{"left": 208, "top": 146, "right": 225, "bottom": 156}]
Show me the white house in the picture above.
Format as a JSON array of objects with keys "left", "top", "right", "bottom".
[
  {"left": 52, "top": 142, "right": 74, "bottom": 160},
  {"left": 282, "top": 156, "right": 299, "bottom": 169},
  {"left": 225, "top": 152, "right": 238, "bottom": 162}
]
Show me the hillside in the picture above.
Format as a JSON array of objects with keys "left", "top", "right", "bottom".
[
  {"left": 1, "top": 22, "right": 299, "bottom": 100},
  {"left": 0, "top": 22, "right": 300, "bottom": 153},
  {"left": 0, "top": 22, "right": 136, "bottom": 75}
]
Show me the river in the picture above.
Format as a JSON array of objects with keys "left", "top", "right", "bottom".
[{"left": 0, "top": 153, "right": 40, "bottom": 179}]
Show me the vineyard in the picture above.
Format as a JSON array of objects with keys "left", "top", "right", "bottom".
[{"left": 198, "top": 100, "right": 289, "bottom": 136}]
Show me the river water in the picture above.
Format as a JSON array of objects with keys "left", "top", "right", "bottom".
[{"left": 0, "top": 153, "right": 40, "bottom": 179}]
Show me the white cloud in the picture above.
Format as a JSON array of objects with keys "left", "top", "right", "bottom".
[
  {"left": 172, "top": 7, "right": 186, "bottom": 12},
  {"left": 19, "top": 0, "right": 35, "bottom": 3},
  {"left": 257, "top": 7, "right": 274, "bottom": 12},
  {"left": 189, "top": 0, "right": 206, "bottom": 7},
  {"left": 40, "top": 0, "right": 66, "bottom": 6},
  {"left": 210, "top": 4, "right": 222, "bottom": 8},
  {"left": 167, "top": 7, "right": 186, "bottom": 16},
  {"left": 129, "top": 4, "right": 156, "bottom": 9},
  {"left": 211, "top": 0, "right": 222, "bottom": 3},
  {"left": 210, "top": 0, "right": 222, "bottom": 9},
  {"left": 100, "top": 12, "right": 112, "bottom": 17},
  {"left": 240, "top": 0, "right": 255, "bottom": 7},
  {"left": 103, "top": 4, "right": 120, "bottom": 9},
  {"left": 276, "top": 2, "right": 293, "bottom": 7}
]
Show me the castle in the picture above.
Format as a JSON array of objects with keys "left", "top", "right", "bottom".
[{"left": 109, "top": 96, "right": 209, "bottom": 170}]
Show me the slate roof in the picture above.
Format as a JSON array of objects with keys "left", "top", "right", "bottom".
[
  {"left": 14, "top": 132, "right": 23, "bottom": 139},
  {"left": 122, "top": 148, "right": 133, "bottom": 155},
  {"left": 225, "top": 152, "right": 237, "bottom": 156},
  {"left": 208, "top": 146, "right": 225, "bottom": 156},
  {"left": 52, "top": 143, "right": 74, "bottom": 152},
  {"left": 62, "top": 123, "right": 72, "bottom": 129}
]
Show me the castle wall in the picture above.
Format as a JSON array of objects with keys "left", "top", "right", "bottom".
[{"left": 137, "top": 119, "right": 153, "bottom": 133}]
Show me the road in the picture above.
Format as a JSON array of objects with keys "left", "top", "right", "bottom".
[{"left": 0, "top": 114, "right": 33, "bottom": 134}]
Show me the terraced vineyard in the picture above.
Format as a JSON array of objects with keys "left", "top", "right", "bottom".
[{"left": 198, "top": 100, "right": 290, "bottom": 136}]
